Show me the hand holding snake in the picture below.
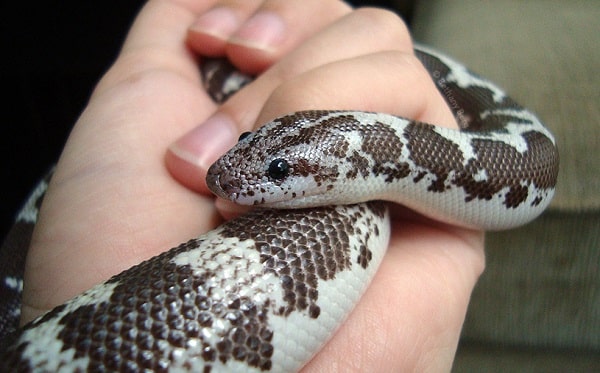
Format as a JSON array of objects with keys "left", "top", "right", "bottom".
[{"left": 2, "top": 1, "right": 557, "bottom": 371}]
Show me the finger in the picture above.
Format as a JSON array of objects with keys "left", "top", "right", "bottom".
[
  {"left": 167, "top": 8, "right": 414, "bottom": 192},
  {"left": 186, "top": 0, "right": 264, "bottom": 57},
  {"left": 303, "top": 221, "right": 485, "bottom": 371},
  {"left": 188, "top": 0, "right": 352, "bottom": 73},
  {"left": 256, "top": 51, "right": 456, "bottom": 128}
]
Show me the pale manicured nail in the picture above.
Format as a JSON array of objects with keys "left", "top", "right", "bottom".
[
  {"left": 169, "top": 113, "right": 238, "bottom": 170},
  {"left": 229, "top": 11, "right": 286, "bottom": 52},
  {"left": 190, "top": 7, "right": 240, "bottom": 40}
]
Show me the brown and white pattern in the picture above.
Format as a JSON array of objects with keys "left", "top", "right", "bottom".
[
  {"left": 0, "top": 169, "right": 51, "bottom": 342},
  {"left": 1, "top": 203, "right": 389, "bottom": 372},
  {"left": 207, "top": 108, "right": 557, "bottom": 230},
  {"left": 0, "top": 46, "right": 558, "bottom": 371}
]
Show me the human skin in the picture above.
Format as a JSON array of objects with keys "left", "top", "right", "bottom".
[{"left": 21, "top": 1, "right": 484, "bottom": 371}]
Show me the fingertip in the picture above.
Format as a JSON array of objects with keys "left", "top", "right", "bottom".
[
  {"left": 186, "top": 5, "right": 285, "bottom": 71},
  {"left": 228, "top": 10, "right": 286, "bottom": 54},
  {"left": 166, "top": 113, "right": 238, "bottom": 193},
  {"left": 191, "top": 7, "right": 240, "bottom": 40},
  {"left": 223, "top": 10, "right": 289, "bottom": 74},
  {"left": 165, "top": 147, "right": 209, "bottom": 194},
  {"left": 187, "top": 7, "right": 242, "bottom": 56},
  {"left": 186, "top": 29, "right": 226, "bottom": 58}
]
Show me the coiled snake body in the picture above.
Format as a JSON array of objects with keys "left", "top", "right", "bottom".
[{"left": 0, "top": 45, "right": 558, "bottom": 371}]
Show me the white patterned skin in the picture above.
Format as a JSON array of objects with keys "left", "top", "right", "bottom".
[
  {"left": 0, "top": 47, "right": 558, "bottom": 371},
  {"left": 207, "top": 109, "right": 558, "bottom": 230},
  {"left": 1, "top": 203, "right": 389, "bottom": 372},
  {"left": 206, "top": 49, "right": 558, "bottom": 231}
]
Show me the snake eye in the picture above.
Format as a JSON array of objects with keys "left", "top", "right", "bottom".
[
  {"left": 238, "top": 131, "right": 252, "bottom": 142},
  {"left": 268, "top": 158, "right": 290, "bottom": 180}
]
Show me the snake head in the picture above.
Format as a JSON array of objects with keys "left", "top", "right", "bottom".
[{"left": 206, "top": 111, "right": 365, "bottom": 208}]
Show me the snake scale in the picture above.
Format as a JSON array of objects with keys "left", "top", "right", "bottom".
[{"left": 0, "top": 44, "right": 558, "bottom": 371}]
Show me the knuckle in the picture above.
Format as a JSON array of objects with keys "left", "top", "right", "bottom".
[{"left": 352, "top": 7, "right": 411, "bottom": 48}]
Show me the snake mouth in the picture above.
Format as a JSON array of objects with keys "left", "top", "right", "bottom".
[
  {"left": 206, "top": 168, "right": 295, "bottom": 207},
  {"left": 206, "top": 167, "right": 231, "bottom": 200}
]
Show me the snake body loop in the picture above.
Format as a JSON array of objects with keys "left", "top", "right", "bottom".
[{"left": 0, "top": 46, "right": 558, "bottom": 372}]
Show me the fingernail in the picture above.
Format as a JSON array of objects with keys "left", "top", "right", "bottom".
[
  {"left": 190, "top": 7, "right": 240, "bottom": 40},
  {"left": 229, "top": 11, "right": 286, "bottom": 52},
  {"left": 169, "top": 113, "right": 238, "bottom": 170}
]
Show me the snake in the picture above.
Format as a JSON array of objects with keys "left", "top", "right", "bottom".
[{"left": 0, "top": 44, "right": 559, "bottom": 371}]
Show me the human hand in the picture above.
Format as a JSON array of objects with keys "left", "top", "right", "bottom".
[
  {"left": 22, "top": 0, "right": 484, "bottom": 371},
  {"left": 171, "top": 2, "right": 485, "bottom": 371}
]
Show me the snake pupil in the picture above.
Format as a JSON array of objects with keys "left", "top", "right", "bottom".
[{"left": 268, "top": 158, "right": 290, "bottom": 180}]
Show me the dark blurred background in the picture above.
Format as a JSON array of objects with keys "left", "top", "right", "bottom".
[{"left": 0, "top": 1, "right": 414, "bottom": 238}]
